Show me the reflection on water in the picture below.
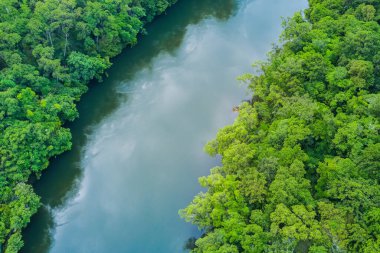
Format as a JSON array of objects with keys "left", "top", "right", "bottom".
[
  {"left": 22, "top": 1, "right": 239, "bottom": 252},
  {"left": 22, "top": 0, "right": 308, "bottom": 252}
]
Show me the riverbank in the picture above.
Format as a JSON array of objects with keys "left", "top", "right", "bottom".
[
  {"left": 0, "top": 1, "right": 177, "bottom": 252},
  {"left": 181, "top": 1, "right": 380, "bottom": 251},
  {"left": 21, "top": 0, "right": 308, "bottom": 252}
]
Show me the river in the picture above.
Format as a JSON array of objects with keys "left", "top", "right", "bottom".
[{"left": 22, "top": 0, "right": 308, "bottom": 252}]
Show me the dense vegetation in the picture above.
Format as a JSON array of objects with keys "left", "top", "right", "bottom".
[
  {"left": 181, "top": 0, "right": 380, "bottom": 252},
  {"left": 0, "top": 0, "right": 176, "bottom": 252}
]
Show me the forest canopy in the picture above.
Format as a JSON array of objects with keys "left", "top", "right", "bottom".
[
  {"left": 0, "top": 0, "right": 176, "bottom": 252},
  {"left": 181, "top": 0, "right": 380, "bottom": 252}
]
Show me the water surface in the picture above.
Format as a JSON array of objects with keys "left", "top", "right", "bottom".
[{"left": 22, "top": 0, "right": 308, "bottom": 252}]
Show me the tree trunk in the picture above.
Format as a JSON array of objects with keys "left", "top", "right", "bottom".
[
  {"left": 64, "top": 33, "right": 68, "bottom": 57},
  {"left": 47, "top": 30, "right": 53, "bottom": 47}
]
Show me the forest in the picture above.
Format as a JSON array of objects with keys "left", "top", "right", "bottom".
[
  {"left": 0, "top": 0, "right": 176, "bottom": 252},
  {"left": 1, "top": 0, "right": 380, "bottom": 252},
  {"left": 181, "top": 0, "right": 380, "bottom": 252}
]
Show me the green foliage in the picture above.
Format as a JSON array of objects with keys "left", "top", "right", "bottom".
[
  {"left": 181, "top": 1, "right": 380, "bottom": 252},
  {"left": 0, "top": 0, "right": 177, "bottom": 252}
]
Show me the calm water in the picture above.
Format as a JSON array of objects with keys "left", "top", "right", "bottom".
[{"left": 22, "top": 0, "right": 307, "bottom": 252}]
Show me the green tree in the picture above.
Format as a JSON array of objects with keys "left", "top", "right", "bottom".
[{"left": 182, "top": 1, "right": 380, "bottom": 252}]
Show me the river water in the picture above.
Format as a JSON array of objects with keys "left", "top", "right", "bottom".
[{"left": 22, "top": 0, "right": 307, "bottom": 252}]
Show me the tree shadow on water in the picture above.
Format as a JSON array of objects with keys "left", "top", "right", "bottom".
[{"left": 184, "top": 236, "right": 197, "bottom": 251}]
